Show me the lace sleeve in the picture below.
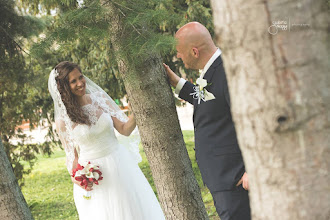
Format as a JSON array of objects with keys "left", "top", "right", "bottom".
[
  {"left": 91, "top": 92, "right": 142, "bottom": 163},
  {"left": 55, "top": 119, "right": 78, "bottom": 175},
  {"left": 92, "top": 92, "right": 128, "bottom": 123}
]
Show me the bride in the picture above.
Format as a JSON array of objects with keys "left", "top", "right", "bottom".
[{"left": 48, "top": 61, "right": 165, "bottom": 219}]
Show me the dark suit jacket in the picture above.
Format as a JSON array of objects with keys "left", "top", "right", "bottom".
[{"left": 179, "top": 55, "right": 245, "bottom": 192}]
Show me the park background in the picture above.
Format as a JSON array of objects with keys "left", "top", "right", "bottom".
[
  {"left": 1, "top": 0, "right": 219, "bottom": 219},
  {"left": 1, "top": 0, "right": 328, "bottom": 219}
]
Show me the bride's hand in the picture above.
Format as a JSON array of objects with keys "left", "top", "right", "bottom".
[
  {"left": 127, "top": 102, "right": 136, "bottom": 121},
  {"left": 85, "top": 182, "right": 93, "bottom": 191},
  {"left": 71, "top": 176, "right": 93, "bottom": 191},
  {"left": 127, "top": 101, "right": 133, "bottom": 116}
]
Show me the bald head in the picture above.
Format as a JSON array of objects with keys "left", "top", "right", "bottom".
[
  {"left": 176, "top": 22, "right": 215, "bottom": 53},
  {"left": 175, "top": 22, "right": 217, "bottom": 70}
]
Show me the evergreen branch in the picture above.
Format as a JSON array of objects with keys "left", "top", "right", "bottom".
[
  {"left": 118, "top": 9, "right": 144, "bottom": 37},
  {"left": 0, "top": 26, "right": 30, "bottom": 56},
  {"left": 111, "top": 0, "right": 133, "bottom": 11},
  {"left": 103, "top": 0, "right": 145, "bottom": 38}
]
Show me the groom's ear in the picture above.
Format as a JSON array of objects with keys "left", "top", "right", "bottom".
[{"left": 192, "top": 47, "right": 199, "bottom": 58}]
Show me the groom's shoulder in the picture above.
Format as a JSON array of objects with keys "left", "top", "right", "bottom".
[
  {"left": 208, "top": 56, "right": 224, "bottom": 76},
  {"left": 213, "top": 55, "right": 223, "bottom": 68}
]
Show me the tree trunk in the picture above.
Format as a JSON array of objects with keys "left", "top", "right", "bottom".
[
  {"left": 211, "top": 0, "right": 329, "bottom": 219},
  {"left": 100, "top": 1, "right": 209, "bottom": 219},
  {"left": 0, "top": 137, "right": 34, "bottom": 220}
]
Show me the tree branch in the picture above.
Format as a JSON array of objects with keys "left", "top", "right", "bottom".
[{"left": 0, "top": 26, "right": 30, "bottom": 56}]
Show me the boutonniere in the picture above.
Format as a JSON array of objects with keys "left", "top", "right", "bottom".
[{"left": 190, "top": 78, "right": 215, "bottom": 104}]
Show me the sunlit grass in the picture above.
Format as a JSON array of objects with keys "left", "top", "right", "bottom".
[
  {"left": 22, "top": 131, "right": 219, "bottom": 219},
  {"left": 22, "top": 150, "right": 78, "bottom": 220}
]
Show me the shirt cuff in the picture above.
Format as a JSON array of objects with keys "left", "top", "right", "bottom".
[{"left": 175, "top": 78, "right": 187, "bottom": 95}]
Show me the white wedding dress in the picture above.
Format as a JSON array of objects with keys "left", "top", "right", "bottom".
[{"left": 70, "top": 94, "right": 165, "bottom": 220}]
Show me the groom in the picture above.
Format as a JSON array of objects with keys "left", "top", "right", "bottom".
[{"left": 163, "top": 22, "right": 251, "bottom": 220}]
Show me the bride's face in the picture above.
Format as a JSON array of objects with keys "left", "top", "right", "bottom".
[{"left": 68, "top": 68, "right": 86, "bottom": 97}]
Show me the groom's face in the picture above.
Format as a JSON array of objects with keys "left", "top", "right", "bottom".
[{"left": 176, "top": 38, "right": 197, "bottom": 70}]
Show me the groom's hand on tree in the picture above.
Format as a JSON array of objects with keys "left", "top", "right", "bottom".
[
  {"left": 236, "top": 172, "right": 249, "bottom": 190},
  {"left": 163, "top": 63, "right": 180, "bottom": 87}
]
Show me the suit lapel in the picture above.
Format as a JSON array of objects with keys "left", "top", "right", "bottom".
[
  {"left": 203, "top": 55, "right": 223, "bottom": 83},
  {"left": 194, "top": 56, "right": 223, "bottom": 115}
]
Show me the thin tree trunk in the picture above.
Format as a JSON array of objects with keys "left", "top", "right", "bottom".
[
  {"left": 211, "top": 0, "right": 329, "bottom": 219},
  {"left": 0, "top": 137, "right": 34, "bottom": 220},
  {"left": 100, "top": 1, "right": 209, "bottom": 219}
]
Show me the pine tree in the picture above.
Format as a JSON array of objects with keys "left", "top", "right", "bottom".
[{"left": 100, "top": 1, "right": 209, "bottom": 219}]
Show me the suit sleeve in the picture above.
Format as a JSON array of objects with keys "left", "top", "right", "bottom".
[{"left": 179, "top": 81, "right": 195, "bottom": 105}]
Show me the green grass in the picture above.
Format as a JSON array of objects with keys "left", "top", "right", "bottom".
[{"left": 22, "top": 131, "right": 219, "bottom": 219}]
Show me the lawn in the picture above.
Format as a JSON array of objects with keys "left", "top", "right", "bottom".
[{"left": 21, "top": 130, "right": 219, "bottom": 219}]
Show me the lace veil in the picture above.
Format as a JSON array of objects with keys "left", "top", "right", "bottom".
[{"left": 48, "top": 69, "right": 141, "bottom": 174}]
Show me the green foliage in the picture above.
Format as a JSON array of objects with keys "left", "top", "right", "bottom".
[
  {"left": 17, "top": 0, "right": 79, "bottom": 15},
  {"left": 22, "top": 150, "right": 78, "bottom": 220},
  {"left": 108, "top": 0, "right": 179, "bottom": 62},
  {"left": 0, "top": 0, "right": 54, "bottom": 185},
  {"left": 22, "top": 131, "right": 219, "bottom": 219},
  {"left": 24, "top": 0, "right": 214, "bottom": 98}
]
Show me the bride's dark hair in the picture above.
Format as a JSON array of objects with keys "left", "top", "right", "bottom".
[{"left": 55, "top": 61, "right": 91, "bottom": 125}]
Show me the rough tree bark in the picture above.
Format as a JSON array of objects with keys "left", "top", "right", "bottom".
[
  {"left": 100, "top": 1, "right": 209, "bottom": 220},
  {"left": 0, "top": 137, "right": 34, "bottom": 220},
  {"left": 211, "top": 0, "right": 329, "bottom": 219}
]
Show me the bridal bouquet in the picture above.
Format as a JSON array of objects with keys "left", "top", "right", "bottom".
[{"left": 72, "top": 161, "right": 103, "bottom": 200}]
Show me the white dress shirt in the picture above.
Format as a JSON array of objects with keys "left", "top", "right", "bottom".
[{"left": 175, "top": 48, "right": 222, "bottom": 94}]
